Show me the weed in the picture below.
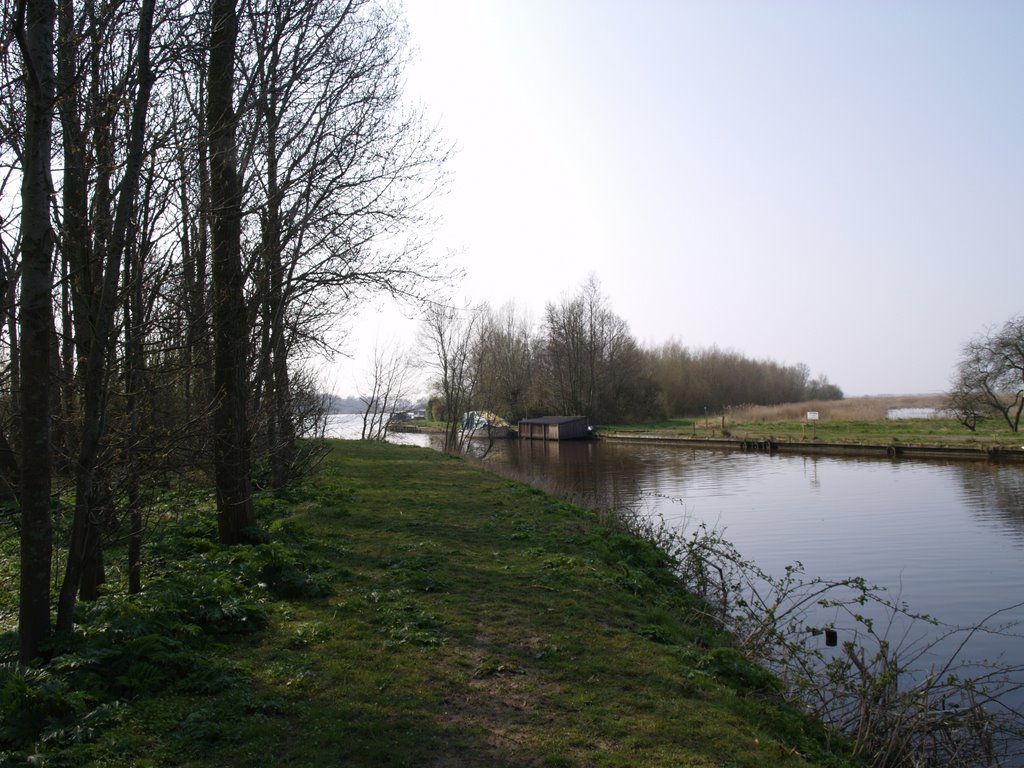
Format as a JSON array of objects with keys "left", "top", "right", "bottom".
[
  {"left": 0, "top": 487, "right": 345, "bottom": 761},
  {"left": 285, "top": 622, "right": 333, "bottom": 648},
  {"left": 365, "top": 589, "right": 444, "bottom": 647},
  {"left": 615, "top": 506, "right": 1024, "bottom": 766},
  {"left": 0, "top": 664, "right": 90, "bottom": 749}
]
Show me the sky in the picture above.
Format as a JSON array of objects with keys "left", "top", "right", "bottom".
[{"left": 325, "top": 0, "right": 1023, "bottom": 399}]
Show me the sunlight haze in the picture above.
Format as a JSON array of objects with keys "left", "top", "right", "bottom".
[{"left": 330, "top": 0, "right": 1023, "bottom": 399}]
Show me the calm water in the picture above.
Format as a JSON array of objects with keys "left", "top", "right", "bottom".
[
  {"left": 494, "top": 439, "right": 1023, "bottom": 616},
  {"left": 325, "top": 415, "right": 1024, "bottom": 679},
  {"left": 485, "top": 437, "right": 1024, "bottom": 677}
]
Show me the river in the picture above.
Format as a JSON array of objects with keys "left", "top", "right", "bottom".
[{"left": 324, "top": 414, "right": 1024, "bottom": 709}]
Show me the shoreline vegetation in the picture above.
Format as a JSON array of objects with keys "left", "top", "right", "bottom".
[
  {"left": 603, "top": 394, "right": 1014, "bottom": 443},
  {"left": 2, "top": 440, "right": 858, "bottom": 767},
  {"left": 602, "top": 395, "right": 1024, "bottom": 461},
  {"left": 394, "top": 395, "right": 1024, "bottom": 460},
  {"left": 4, "top": 438, "right": 1021, "bottom": 765}
]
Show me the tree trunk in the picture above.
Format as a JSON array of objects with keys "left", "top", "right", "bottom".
[
  {"left": 208, "top": 0, "right": 256, "bottom": 543},
  {"left": 15, "top": 0, "right": 57, "bottom": 663},
  {"left": 56, "top": 0, "right": 157, "bottom": 631},
  {"left": 181, "top": 110, "right": 213, "bottom": 423},
  {"left": 265, "top": 135, "right": 295, "bottom": 489},
  {"left": 125, "top": 236, "right": 147, "bottom": 594}
]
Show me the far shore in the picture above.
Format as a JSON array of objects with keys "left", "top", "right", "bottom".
[
  {"left": 598, "top": 431, "right": 1024, "bottom": 462},
  {"left": 387, "top": 394, "right": 1024, "bottom": 462}
]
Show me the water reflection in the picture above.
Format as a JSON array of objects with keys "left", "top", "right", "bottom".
[
  {"left": 475, "top": 437, "right": 1024, "bottom": 672},
  {"left": 949, "top": 463, "right": 1024, "bottom": 542},
  {"left": 324, "top": 419, "right": 1024, "bottom": 734},
  {"left": 324, "top": 416, "right": 1024, "bottom": 666},
  {"left": 323, "top": 413, "right": 433, "bottom": 448}
]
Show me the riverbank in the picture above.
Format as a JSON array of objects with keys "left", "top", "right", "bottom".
[
  {"left": 392, "top": 399, "right": 1024, "bottom": 462},
  {"left": 601, "top": 397, "right": 1024, "bottom": 462},
  {"left": 1, "top": 440, "right": 855, "bottom": 766},
  {"left": 393, "top": 420, "right": 1024, "bottom": 462},
  {"left": 598, "top": 431, "right": 1024, "bottom": 462}
]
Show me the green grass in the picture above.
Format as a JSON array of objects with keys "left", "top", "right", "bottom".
[
  {"left": 0, "top": 441, "right": 856, "bottom": 767},
  {"left": 395, "top": 417, "right": 445, "bottom": 431},
  {"left": 726, "top": 417, "right": 1019, "bottom": 445},
  {"left": 602, "top": 418, "right": 697, "bottom": 433}
]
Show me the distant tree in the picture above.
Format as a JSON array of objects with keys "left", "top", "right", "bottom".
[
  {"left": 948, "top": 316, "right": 1024, "bottom": 433},
  {"left": 805, "top": 373, "right": 843, "bottom": 401},
  {"left": 474, "top": 302, "right": 536, "bottom": 422},
  {"left": 645, "top": 341, "right": 840, "bottom": 417},
  {"left": 646, "top": 341, "right": 696, "bottom": 418},
  {"left": 420, "top": 303, "right": 480, "bottom": 453},
  {"left": 359, "top": 342, "right": 415, "bottom": 441},
  {"left": 541, "top": 275, "right": 654, "bottom": 423},
  {"left": 946, "top": 379, "right": 983, "bottom": 432},
  {"left": 425, "top": 395, "right": 444, "bottom": 422}
]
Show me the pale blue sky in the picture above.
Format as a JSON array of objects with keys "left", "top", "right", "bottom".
[{"left": 333, "top": 0, "right": 1023, "bottom": 398}]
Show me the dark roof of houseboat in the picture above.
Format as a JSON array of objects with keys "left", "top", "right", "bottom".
[{"left": 518, "top": 416, "right": 587, "bottom": 425}]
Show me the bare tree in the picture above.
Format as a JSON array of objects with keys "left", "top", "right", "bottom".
[
  {"left": 55, "top": 0, "right": 157, "bottom": 632},
  {"left": 474, "top": 301, "right": 535, "bottom": 423},
  {"left": 947, "top": 377, "right": 984, "bottom": 432},
  {"left": 208, "top": 0, "right": 256, "bottom": 543},
  {"left": 421, "top": 302, "right": 480, "bottom": 453},
  {"left": 948, "top": 316, "right": 1024, "bottom": 433},
  {"left": 161, "top": 15, "right": 215, "bottom": 432},
  {"left": 237, "top": 0, "right": 451, "bottom": 484},
  {"left": 12, "top": 0, "right": 56, "bottom": 663},
  {"left": 359, "top": 340, "right": 415, "bottom": 441},
  {"left": 0, "top": 0, "right": 451, "bottom": 654},
  {"left": 542, "top": 275, "right": 650, "bottom": 423},
  {"left": 0, "top": 114, "right": 22, "bottom": 500}
]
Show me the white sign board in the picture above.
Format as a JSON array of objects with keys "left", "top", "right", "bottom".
[{"left": 806, "top": 411, "right": 819, "bottom": 421}]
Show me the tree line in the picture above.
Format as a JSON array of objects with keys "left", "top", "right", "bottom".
[
  {"left": 2, "top": 0, "right": 447, "bottom": 662},
  {"left": 405, "top": 276, "right": 843, "bottom": 444}
]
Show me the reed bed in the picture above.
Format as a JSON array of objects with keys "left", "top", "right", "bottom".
[{"left": 726, "top": 394, "right": 948, "bottom": 423}]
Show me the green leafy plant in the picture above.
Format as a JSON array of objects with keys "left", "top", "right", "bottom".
[{"left": 0, "top": 664, "right": 91, "bottom": 750}]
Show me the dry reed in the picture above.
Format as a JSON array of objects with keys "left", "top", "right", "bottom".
[{"left": 726, "top": 394, "right": 948, "bottom": 423}]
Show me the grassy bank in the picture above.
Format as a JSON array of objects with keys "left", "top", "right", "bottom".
[
  {"left": 1, "top": 440, "right": 855, "bottom": 767},
  {"left": 604, "top": 395, "right": 1023, "bottom": 449}
]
